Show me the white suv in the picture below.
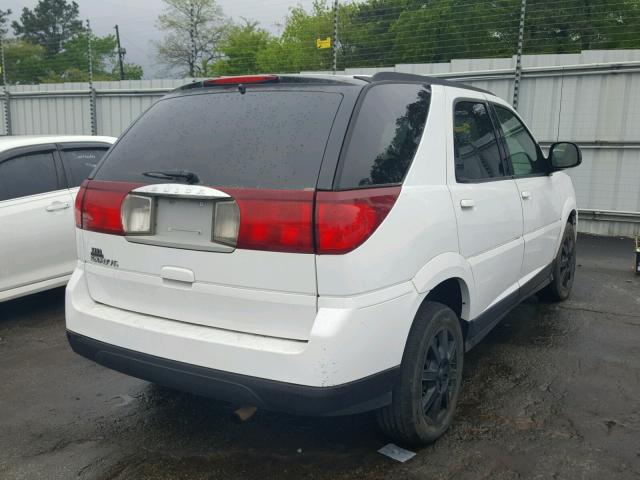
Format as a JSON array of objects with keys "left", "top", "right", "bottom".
[{"left": 66, "top": 73, "right": 580, "bottom": 445}]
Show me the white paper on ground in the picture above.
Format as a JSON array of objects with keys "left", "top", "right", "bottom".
[{"left": 377, "top": 443, "right": 416, "bottom": 462}]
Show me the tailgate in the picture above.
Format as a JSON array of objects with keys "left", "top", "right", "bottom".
[
  {"left": 78, "top": 87, "right": 351, "bottom": 341},
  {"left": 81, "top": 230, "right": 317, "bottom": 340}
]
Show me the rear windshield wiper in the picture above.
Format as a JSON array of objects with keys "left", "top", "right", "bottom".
[{"left": 142, "top": 170, "right": 200, "bottom": 184}]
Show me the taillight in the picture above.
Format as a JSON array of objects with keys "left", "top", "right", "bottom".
[
  {"left": 76, "top": 180, "right": 400, "bottom": 255},
  {"left": 224, "top": 188, "right": 315, "bottom": 253},
  {"left": 79, "top": 181, "right": 142, "bottom": 235},
  {"left": 315, "top": 187, "right": 401, "bottom": 254}
]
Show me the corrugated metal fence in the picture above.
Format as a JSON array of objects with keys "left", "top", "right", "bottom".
[{"left": 1, "top": 50, "right": 640, "bottom": 236}]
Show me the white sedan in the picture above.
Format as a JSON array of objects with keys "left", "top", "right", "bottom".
[{"left": 0, "top": 135, "right": 116, "bottom": 302}]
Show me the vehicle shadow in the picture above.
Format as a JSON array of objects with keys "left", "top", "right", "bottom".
[{"left": 0, "top": 286, "right": 66, "bottom": 326}]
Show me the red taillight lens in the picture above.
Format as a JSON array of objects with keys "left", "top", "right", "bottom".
[
  {"left": 224, "top": 188, "right": 314, "bottom": 253},
  {"left": 203, "top": 75, "right": 278, "bottom": 85},
  {"left": 315, "top": 187, "right": 401, "bottom": 255},
  {"left": 79, "top": 181, "right": 142, "bottom": 235},
  {"left": 76, "top": 180, "right": 400, "bottom": 255}
]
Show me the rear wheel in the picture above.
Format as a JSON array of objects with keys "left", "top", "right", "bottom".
[
  {"left": 377, "top": 301, "right": 464, "bottom": 445},
  {"left": 541, "top": 222, "right": 576, "bottom": 301}
]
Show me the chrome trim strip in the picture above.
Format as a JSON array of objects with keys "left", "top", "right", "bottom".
[{"left": 131, "top": 183, "right": 230, "bottom": 200}]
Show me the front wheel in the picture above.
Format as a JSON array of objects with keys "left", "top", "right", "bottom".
[
  {"left": 541, "top": 221, "right": 576, "bottom": 301},
  {"left": 377, "top": 301, "right": 464, "bottom": 445}
]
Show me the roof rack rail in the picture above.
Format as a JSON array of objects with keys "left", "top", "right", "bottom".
[{"left": 370, "top": 72, "right": 494, "bottom": 95}]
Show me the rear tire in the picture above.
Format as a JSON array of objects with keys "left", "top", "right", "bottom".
[
  {"left": 377, "top": 301, "right": 464, "bottom": 445},
  {"left": 541, "top": 221, "right": 576, "bottom": 302}
]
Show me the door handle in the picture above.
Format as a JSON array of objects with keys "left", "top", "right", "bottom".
[
  {"left": 45, "top": 201, "right": 70, "bottom": 212},
  {"left": 460, "top": 199, "right": 475, "bottom": 209},
  {"left": 521, "top": 191, "right": 531, "bottom": 200}
]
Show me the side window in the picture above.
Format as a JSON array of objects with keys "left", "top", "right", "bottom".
[
  {"left": 335, "top": 83, "right": 430, "bottom": 189},
  {"left": 454, "top": 101, "right": 506, "bottom": 181},
  {"left": 60, "top": 148, "right": 108, "bottom": 187},
  {"left": 493, "top": 105, "right": 546, "bottom": 176},
  {"left": 0, "top": 152, "right": 58, "bottom": 201}
]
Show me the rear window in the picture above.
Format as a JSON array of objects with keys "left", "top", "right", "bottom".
[
  {"left": 335, "top": 83, "right": 430, "bottom": 189},
  {"left": 94, "top": 90, "right": 343, "bottom": 189}
]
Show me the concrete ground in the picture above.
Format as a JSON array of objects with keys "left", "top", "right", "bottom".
[{"left": 1, "top": 234, "right": 639, "bottom": 479}]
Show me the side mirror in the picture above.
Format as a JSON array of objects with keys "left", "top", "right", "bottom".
[{"left": 548, "top": 142, "right": 581, "bottom": 170}]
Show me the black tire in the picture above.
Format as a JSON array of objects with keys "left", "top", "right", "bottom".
[
  {"left": 376, "top": 301, "right": 464, "bottom": 446},
  {"left": 541, "top": 221, "right": 576, "bottom": 301}
]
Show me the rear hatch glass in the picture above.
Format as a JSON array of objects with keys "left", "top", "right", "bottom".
[
  {"left": 95, "top": 90, "right": 343, "bottom": 188},
  {"left": 83, "top": 89, "right": 344, "bottom": 341}
]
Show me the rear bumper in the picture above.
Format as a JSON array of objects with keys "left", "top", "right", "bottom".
[
  {"left": 66, "top": 264, "right": 423, "bottom": 414},
  {"left": 67, "top": 331, "right": 398, "bottom": 416}
]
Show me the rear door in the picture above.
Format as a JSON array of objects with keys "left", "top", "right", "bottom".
[
  {"left": 490, "top": 104, "right": 563, "bottom": 284},
  {"left": 446, "top": 93, "right": 524, "bottom": 316},
  {"left": 0, "top": 146, "right": 74, "bottom": 292},
  {"left": 80, "top": 86, "right": 354, "bottom": 340}
]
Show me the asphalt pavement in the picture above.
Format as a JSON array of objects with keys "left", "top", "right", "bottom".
[{"left": 1, "top": 233, "right": 639, "bottom": 479}]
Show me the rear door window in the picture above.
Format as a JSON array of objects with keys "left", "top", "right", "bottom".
[
  {"left": 60, "top": 148, "right": 109, "bottom": 187},
  {"left": 453, "top": 101, "right": 507, "bottom": 181},
  {"left": 0, "top": 151, "right": 58, "bottom": 201},
  {"left": 492, "top": 105, "right": 547, "bottom": 176},
  {"left": 335, "top": 83, "right": 430, "bottom": 189},
  {"left": 94, "top": 90, "right": 343, "bottom": 189}
]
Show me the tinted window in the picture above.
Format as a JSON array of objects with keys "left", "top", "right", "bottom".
[
  {"left": 454, "top": 101, "right": 505, "bottom": 181},
  {"left": 493, "top": 106, "right": 546, "bottom": 176},
  {"left": 61, "top": 148, "right": 108, "bottom": 187},
  {"left": 95, "top": 91, "right": 343, "bottom": 189},
  {"left": 336, "top": 84, "right": 430, "bottom": 189},
  {"left": 0, "top": 152, "right": 58, "bottom": 201}
]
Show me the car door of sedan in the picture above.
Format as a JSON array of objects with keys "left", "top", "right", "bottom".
[{"left": 0, "top": 145, "right": 76, "bottom": 293}]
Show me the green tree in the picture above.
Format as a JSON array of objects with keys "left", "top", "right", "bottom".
[
  {"left": 43, "top": 32, "right": 117, "bottom": 82},
  {"left": 212, "top": 20, "right": 272, "bottom": 75},
  {"left": 0, "top": 8, "right": 11, "bottom": 39},
  {"left": 12, "top": 0, "right": 83, "bottom": 56},
  {"left": 3, "top": 32, "right": 143, "bottom": 84},
  {"left": 257, "top": 1, "right": 334, "bottom": 73},
  {"left": 120, "top": 63, "right": 144, "bottom": 80},
  {"left": 339, "top": 0, "right": 400, "bottom": 68},
  {"left": 2, "top": 40, "right": 48, "bottom": 84},
  {"left": 155, "top": 0, "right": 229, "bottom": 77},
  {"left": 389, "top": 0, "right": 518, "bottom": 64},
  {"left": 524, "top": 0, "right": 640, "bottom": 54}
]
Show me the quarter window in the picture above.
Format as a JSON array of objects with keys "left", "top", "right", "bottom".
[
  {"left": 493, "top": 105, "right": 546, "bottom": 176},
  {"left": 454, "top": 101, "right": 506, "bottom": 181},
  {"left": 335, "top": 83, "right": 430, "bottom": 189},
  {"left": 0, "top": 152, "right": 58, "bottom": 201},
  {"left": 60, "top": 148, "right": 108, "bottom": 187}
]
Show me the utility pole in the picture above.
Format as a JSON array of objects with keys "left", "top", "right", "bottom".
[
  {"left": 512, "top": 0, "right": 527, "bottom": 110},
  {"left": 332, "top": 0, "right": 339, "bottom": 74},
  {"left": 114, "top": 24, "right": 126, "bottom": 81}
]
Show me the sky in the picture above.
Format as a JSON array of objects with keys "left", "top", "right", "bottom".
[{"left": 4, "top": 0, "right": 317, "bottom": 78}]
